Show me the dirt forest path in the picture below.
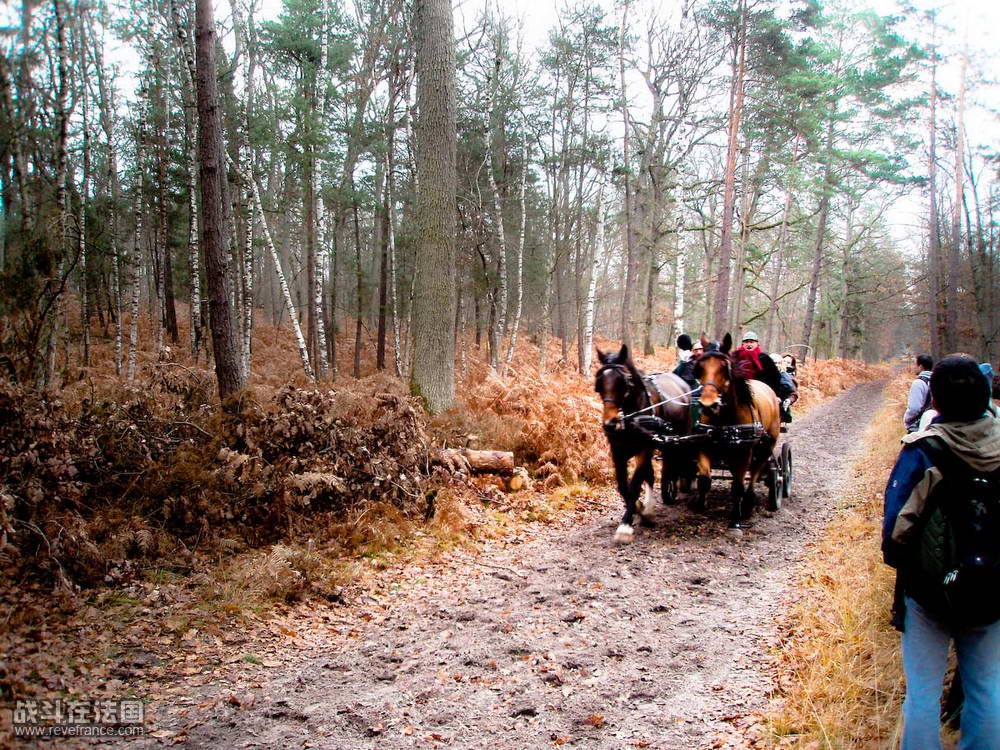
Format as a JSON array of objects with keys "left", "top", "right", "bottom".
[{"left": 143, "top": 380, "right": 887, "bottom": 749}]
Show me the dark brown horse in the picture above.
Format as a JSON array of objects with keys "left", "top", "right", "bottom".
[
  {"left": 691, "top": 334, "right": 781, "bottom": 529},
  {"left": 595, "top": 344, "right": 692, "bottom": 542}
]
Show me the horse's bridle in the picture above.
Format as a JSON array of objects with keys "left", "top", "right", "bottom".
[
  {"left": 695, "top": 353, "right": 764, "bottom": 427},
  {"left": 695, "top": 353, "right": 730, "bottom": 406},
  {"left": 596, "top": 363, "right": 643, "bottom": 426}
]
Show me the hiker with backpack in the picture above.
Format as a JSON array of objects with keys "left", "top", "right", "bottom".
[
  {"left": 903, "top": 354, "right": 934, "bottom": 433},
  {"left": 883, "top": 354, "right": 1000, "bottom": 749}
]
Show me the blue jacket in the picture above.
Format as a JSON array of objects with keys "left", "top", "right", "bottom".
[{"left": 883, "top": 415, "right": 1000, "bottom": 569}]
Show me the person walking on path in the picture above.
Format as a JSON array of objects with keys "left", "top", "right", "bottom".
[
  {"left": 903, "top": 354, "right": 934, "bottom": 433},
  {"left": 882, "top": 354, "right": 1000, "bottom": 750}
]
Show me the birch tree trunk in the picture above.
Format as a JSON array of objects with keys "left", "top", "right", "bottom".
[
  {"left": 672, "top": 249, "right": 686, "bottom": 339},
  {"left": 502, "top": 143, "right": 528, "bottom": 376},
  {"left": 79, "top": 12, "right": 92, "bottom": 368},
  {"left": 43, "top": 0, "right": 71, "bottom": 388},
  {"left": 945, "top": 47, "right": 967, "bottom": 353},
  {"left": 712, "top": 0, "right": 746, "bottom": 336},
  {"left": 926, "top": 24, "right": 943, "bottom": 358},
  {"left": 230, "top": 154, "right": 314, "bottom": 379},
  {"left": 386, "top": 152, "right": 403, "bottom": 378},
  {"left": 127, "top": 127, "right": 144, "bottom": 382},
  {"left": 156, "top": 83, "right": 179, "bottom": 345},
  {"left": 241, "top": 188, "right": 253, "bottom": 374},
  {"left": 352, "top": 195, "right": 363, "bottom": 379},
  {"left": 170, "top": 0, "right": 203, "bottom": 358},
  {"left": 765, "top": 139, "right": 801, "bottom": 347},
  {"left": 484, "top": 71, "right": 509, "bottom": 372},
  {"left": 618, "top": 0, "right": 637, "bottom": 346},
  {"left": 92, "top": 11, "right": 124, "bottom": 374},
  {"left": 581, "top": 180, "right": 606, "bottom": 374},
  {"left": 311, "top": 0, "right": 331, "bottom": 377},
  {"left": 801, "top": 111, "right": 836, "bottom": 352}
]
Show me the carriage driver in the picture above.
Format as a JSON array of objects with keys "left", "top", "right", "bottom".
[{"left": 732, "top": 331, "right": 765, "bottom": 380}]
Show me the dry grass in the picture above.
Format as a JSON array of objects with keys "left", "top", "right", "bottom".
[{"left": 761, "top": 374, "right": 910, "bottom": 748}]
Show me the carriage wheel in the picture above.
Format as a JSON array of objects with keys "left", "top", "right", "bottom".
[
  {"left": 765, "top": 456, "right": 782, "bottom": 512},
  {"left": 781, "top": 442, "right": 793, "bottom": 499}
]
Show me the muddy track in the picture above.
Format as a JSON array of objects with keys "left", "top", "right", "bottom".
[{"left": 143, "top": 380, "right": 887, "bottom": 749}]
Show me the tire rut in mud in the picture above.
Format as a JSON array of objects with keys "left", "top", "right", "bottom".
[{"left": 147, "top": 380, "right": 887, "bottom": 749}]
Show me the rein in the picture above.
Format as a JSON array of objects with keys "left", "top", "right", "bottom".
[{"left": 622, "top": 384, "right": 701, "bottom": 420}]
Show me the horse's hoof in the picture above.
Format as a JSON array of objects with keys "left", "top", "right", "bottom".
[
  {"left": 614, "top": 524, "right": 635, "bottom": 543},
  {"left": 727, "top": 525, "right": 744, "bottom": 538}
]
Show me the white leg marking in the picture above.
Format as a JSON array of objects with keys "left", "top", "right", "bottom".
[
  {"left": 637, "top": 484, "right": 656, "bottom": 519},
  {"left": 614, "top": 523, "right": 635, "bottom": 544}
]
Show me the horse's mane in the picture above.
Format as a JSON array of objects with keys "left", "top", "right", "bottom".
[
  {"left": 695, "top": 350, "right": 753, "bottom": 405},
  {"left": 730, "top": 366, "right": 754, "bottom": 405}
]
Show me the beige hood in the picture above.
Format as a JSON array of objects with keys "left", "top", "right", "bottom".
[{"left": 903, "top": 413, "right": 1000, "bottom": 473}]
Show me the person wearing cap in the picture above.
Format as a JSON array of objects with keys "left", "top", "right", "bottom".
[
  {"left": 673, "top": 339, "right": 704, "bottom": 388},
  {"left": 732, "top": 331, "right": 765, "bottom": 380}
]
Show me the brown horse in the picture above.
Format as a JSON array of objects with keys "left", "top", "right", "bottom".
[
  {"left": 691, "top": 334, "right": 781, "bottom": 529},
  {"left": 595, "top": 344, "right": 692, "bottom": 542}
]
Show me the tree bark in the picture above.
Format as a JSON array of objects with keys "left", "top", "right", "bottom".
[
  {"left": 409, "top": 0, "right": 457, "bottom": 413},
  {"left": 195, "top": 0, "right": 247, "bottom": 403}
]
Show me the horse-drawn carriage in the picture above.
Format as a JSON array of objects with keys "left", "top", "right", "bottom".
[
  {"left": 635, "top": 411, "right": 793, "bottom": 513},
  {"left": 596, "top": 335, "right": 794, "bottom": 541}
]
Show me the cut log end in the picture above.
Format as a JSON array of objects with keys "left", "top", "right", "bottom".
[{"left": 435, "top": 448, "right": 515, "bottom": 476}]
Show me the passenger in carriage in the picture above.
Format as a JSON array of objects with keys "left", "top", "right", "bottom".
[
  {"left": 675, "top": 333, "right": 694, "bottom": 363},
  {"left": 773, "top": 356, "right": 799, "bottom": 424},
  {"left": 732, "top": 331, "right": 765, "bottom": 379},
  {"left": 673, "top": 338, "right": 704, "bottom": 389},
  {"left": 733, "top": 331, "right": 784, "bottom": 399},
  {"left": 781, "top": 352, "right": 798, "bottom": 378}
]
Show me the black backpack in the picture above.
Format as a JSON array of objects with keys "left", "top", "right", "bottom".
[{"left": 903, "top": 436, "right": 1000, "bottom": 627}]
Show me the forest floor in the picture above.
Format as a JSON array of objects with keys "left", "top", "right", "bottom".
[{"left": 82, "top": 378, "right": 888, "bottom": 750}]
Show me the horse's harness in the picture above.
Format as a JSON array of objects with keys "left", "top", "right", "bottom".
[
  {"left": 597, "top": 363, "right": 698, "bottom": 425},
  {"left": 597, "top": 362, "right": 763, "bottom": 445}
]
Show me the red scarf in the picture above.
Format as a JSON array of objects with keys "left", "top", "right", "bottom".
[{"left": 733, "top": 346, "right": 763, "bottom": 377}]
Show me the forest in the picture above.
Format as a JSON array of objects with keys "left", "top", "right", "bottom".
[
  {"left": 1, "top": 0, "right": 999, "bottom": 745},
  {"left": 2, "top": 0, "right": 998, "bottom": 404}
]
